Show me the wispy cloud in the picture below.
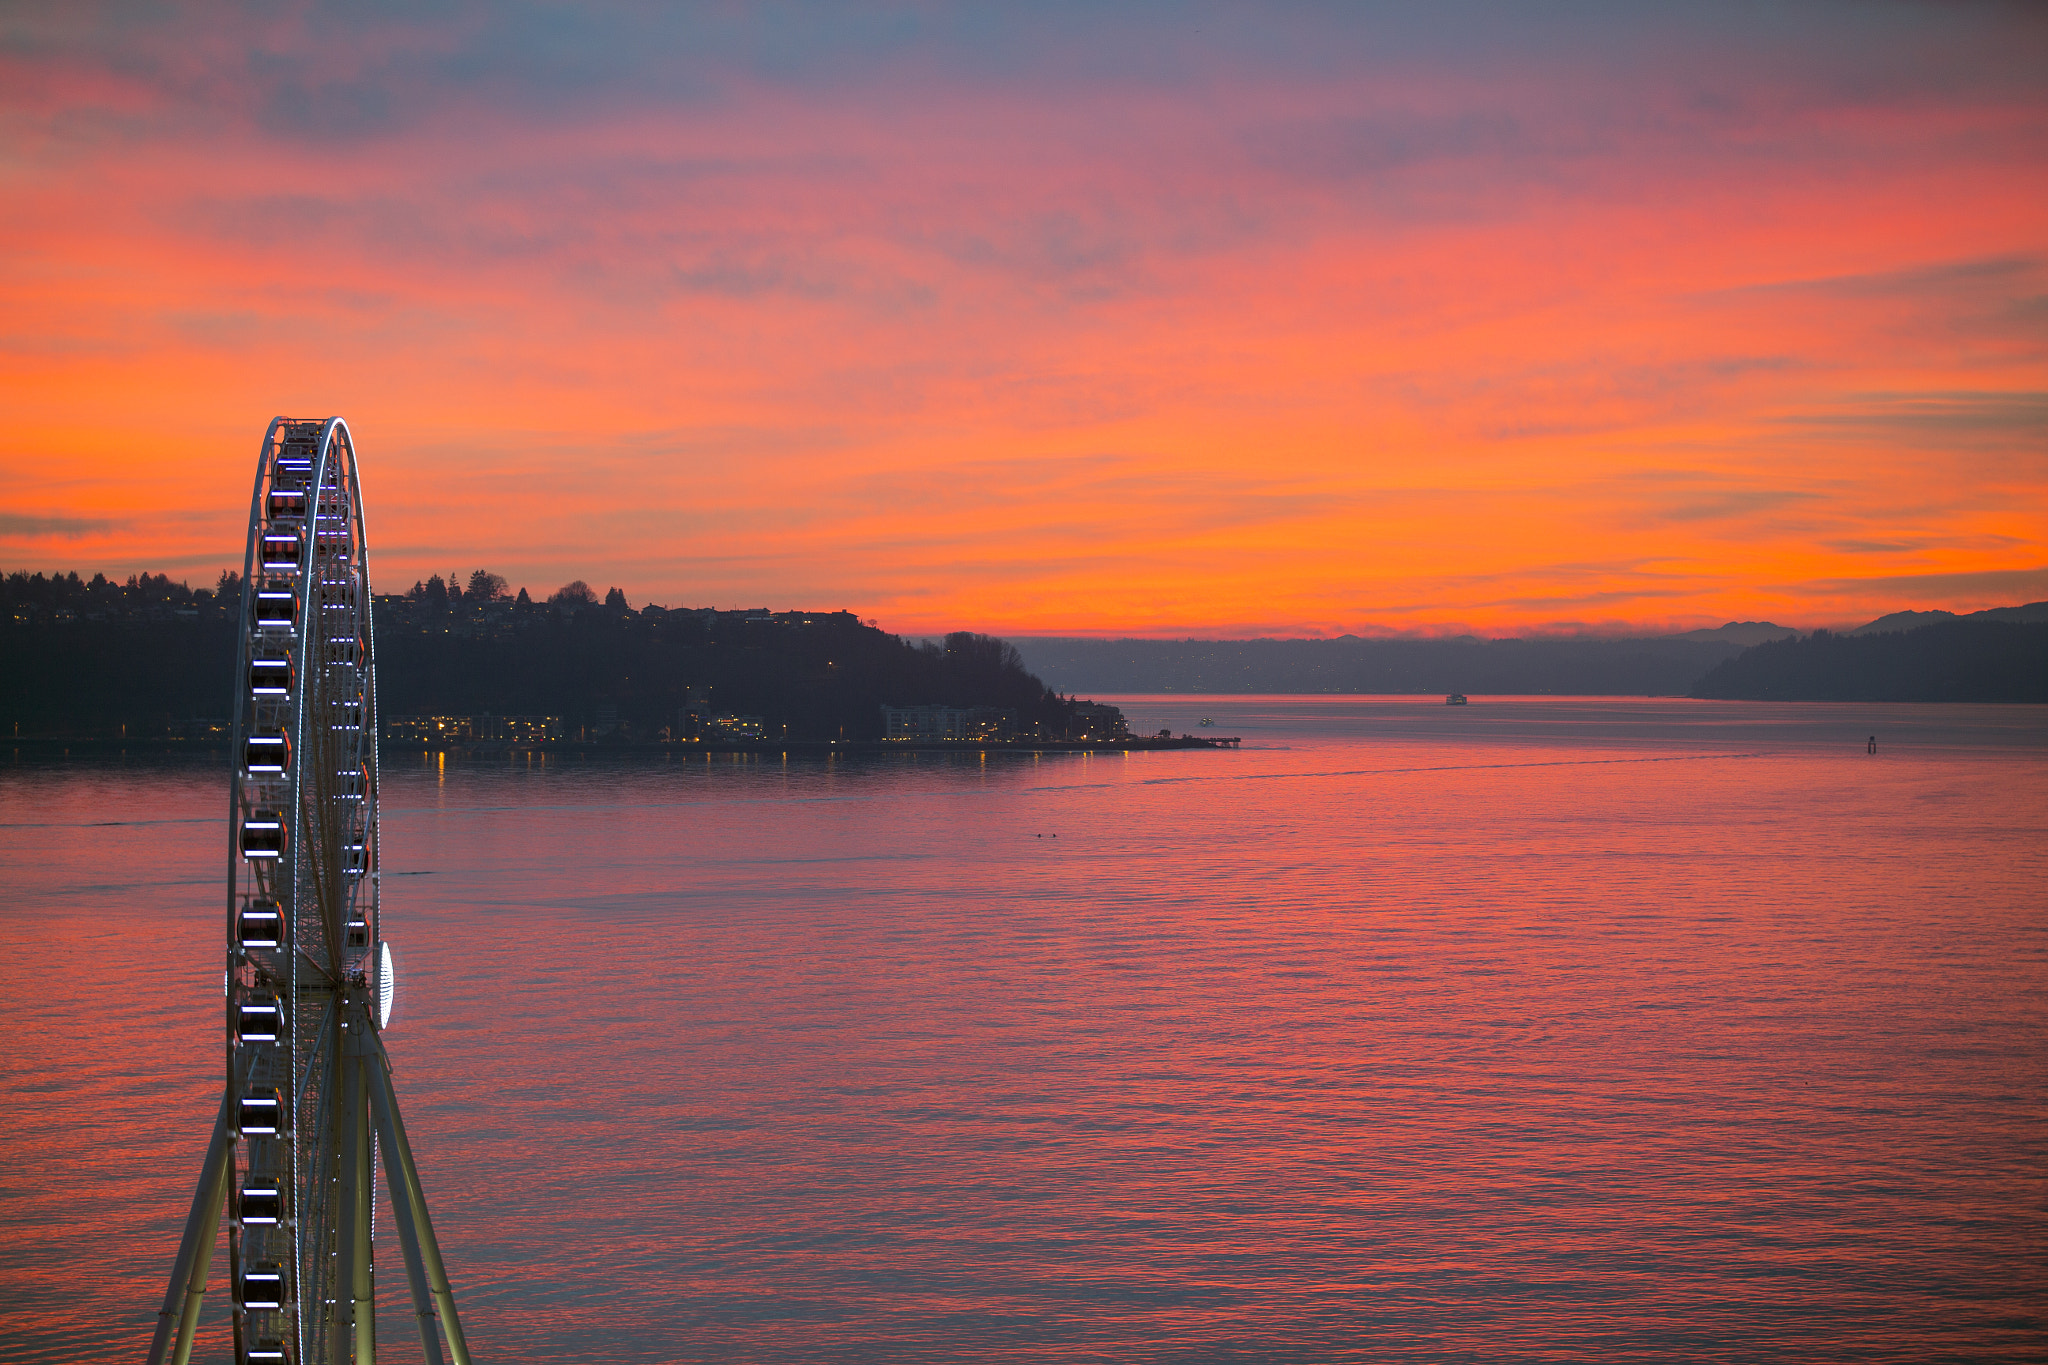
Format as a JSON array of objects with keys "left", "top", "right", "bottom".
[
  {"left": 1775, "top": 392, "right": 2048, "bottom": 441},
  {"left": 1, "top": 3, "right": 2044, "bottom": 633},
  {"left": 1797, "top": 565, "right": 2048, "bottom": 599},
  {"left": 0, "top": 512, "right": 120, "bottom": 537}
]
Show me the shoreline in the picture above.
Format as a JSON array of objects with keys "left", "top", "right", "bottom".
[{"left": 4, "top": 734, "right": 1243, "bottom": 759}]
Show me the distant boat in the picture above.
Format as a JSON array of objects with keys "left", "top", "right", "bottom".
[
  {"left": 1199, "top": 717, "right": 1214, "bottom": 727},
  {"left": 1446, "top": 694, "right": 1468, "bottom": 706}
]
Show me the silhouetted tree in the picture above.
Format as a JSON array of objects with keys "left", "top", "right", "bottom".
[{"left": 549, "top": 581, "right": 597, "bottom": 608}]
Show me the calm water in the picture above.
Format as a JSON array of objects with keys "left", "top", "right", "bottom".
[{"left": 3, "top": 697, "right": 2045, "bottom": 1363}]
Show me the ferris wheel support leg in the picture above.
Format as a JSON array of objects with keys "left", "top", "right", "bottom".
[
  {"left": 376, "top": 1079, "right": 448, "bottom": 1365},
  {"left": 353, "top": 1038, "right": 379, "bottom": 1364},
  {"left": 336, "top": 1025, "right": 378, "bottom": 1365},
  {"left": 146, "top": 1089, "right": 234, "bottom": 1365},
  {"left": 334, "top": 1046, "right": 360, "bottom": 1364},
  {"left": 369, "top": 1040, "right": 473, "bottom": 1365}
]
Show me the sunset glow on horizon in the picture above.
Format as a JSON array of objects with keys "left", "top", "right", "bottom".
[{"left": 3, "top": 3, "right": 2044, "bottom": 637}]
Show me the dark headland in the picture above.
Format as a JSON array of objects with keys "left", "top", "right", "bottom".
[{"left": 1, "top": 571, "right": 1231, "bottom": 752}]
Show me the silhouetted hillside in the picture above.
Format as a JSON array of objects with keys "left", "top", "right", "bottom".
[
  {"left": 1691, "top": 621, "right": 2048, "bottom": 702},
  {"left": 1, "top": 570, "right": 1080, "bottom": 740},
  {"left": 373, "top": 600, "right": 1067, "bottom": 740},
  {"left": 1847, "top": 599, "right": 2048, "bottom": 635}
]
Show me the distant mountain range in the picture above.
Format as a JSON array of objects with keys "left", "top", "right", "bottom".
[
  {"left": 1846, "top": 600, "right": 2048, "bottom": 635},
  {"left": 1663, "top": 621, "right": 1804, "bottom": 646},
  {"left": 1011, "top": 601, "right": 2048, "bottom": 697},
  {"left": 1591, "top": 599, "right": 2048, "bottom": 645}
]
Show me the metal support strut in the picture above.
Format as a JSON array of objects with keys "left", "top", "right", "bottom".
[
  {"left": 369, "top": 1036, "right": 473, "bottom": 1365},
  {"left": 378, "top": 1096, "right": 449, "bottom": 1365},
  {"left": 351, "top": 1011, "right": 379, "bottom": 1365},
  {"left": 146, "top": 1091, "right": 235, "bottom": 1365},
  {"left": 334, "top": 1003, "right": 378, "bottom": 1365}
]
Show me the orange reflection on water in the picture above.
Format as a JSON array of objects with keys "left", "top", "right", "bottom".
[{"left": 2, "top": 699, "right": 2045, "bottom": 1361}]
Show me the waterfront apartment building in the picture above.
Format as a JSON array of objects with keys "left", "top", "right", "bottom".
[
  {"left": 881, "top": 704, "right": 1017, "bottom": 741},
  {"left": 383, "top": 714, "right": 562, "bottom": 743},
  {"left": 1068, "top": 702, "right": 1129, "bottom": 741}
]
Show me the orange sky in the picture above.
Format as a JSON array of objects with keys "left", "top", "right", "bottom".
[{"left": 3, "top": 5, "right": 2044, "bottom": 635}]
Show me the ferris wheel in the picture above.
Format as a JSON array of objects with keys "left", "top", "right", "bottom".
[{"left": 148, "top": 418, "right": 472, "bottom": 1365}]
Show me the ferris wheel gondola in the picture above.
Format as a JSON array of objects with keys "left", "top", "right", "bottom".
[{"left": 147, "top": 417, "right": 472, "bottom": 1365}]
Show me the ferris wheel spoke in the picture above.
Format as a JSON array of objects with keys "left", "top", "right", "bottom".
[
  {"left": 295, "top": 993, "right": 336, "bottom": 1111},
  {"left": 296, "top": 945, "right": 340, "bottom": 989}
]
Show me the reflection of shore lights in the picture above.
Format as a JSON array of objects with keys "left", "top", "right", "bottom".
[{"left": 379, "top": 942, "right": 396, "bottom": 1028}]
